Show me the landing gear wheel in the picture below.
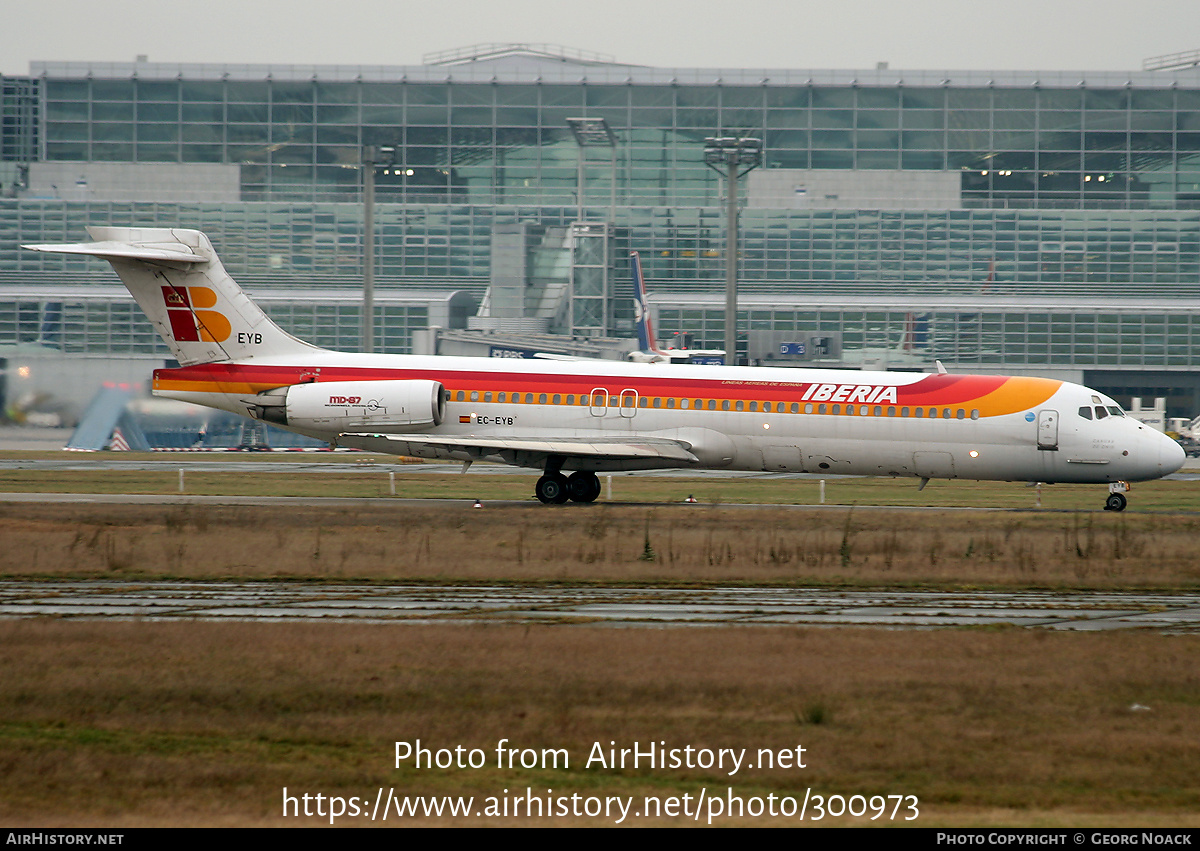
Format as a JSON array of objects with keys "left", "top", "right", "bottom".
[
  {"left": 1104, "top": 492, "right": 1127, "bottom": 512},
  {"left": 567, "top": 471, "right": 602, "bottom": 503},
  {"left": 535, "top": 473, "right": 570, "bottom": 504}
]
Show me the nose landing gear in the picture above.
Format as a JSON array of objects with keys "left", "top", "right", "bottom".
[{"left": 1104, "top": 481, "right": 1129, "bottom": 512}]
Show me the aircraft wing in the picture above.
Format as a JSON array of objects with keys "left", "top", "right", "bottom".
[{"left": 337, "top": 432, "right": 700, "bottom": 466}]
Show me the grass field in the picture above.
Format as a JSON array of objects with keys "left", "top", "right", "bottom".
[
  {"left": 1, "top": 620, "right": 1197, "bottom": 827},
  {"left": 2, "top": 500, "right": 1199, "bottom": 588},
  {"left": 2, "top": 456, "right": 1198, "bottom": 826},
  {"left": 2, "top": 453, "right": 1200, "bottom": 513}
]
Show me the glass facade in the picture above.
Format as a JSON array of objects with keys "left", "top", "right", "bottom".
[
  {"left": 21, "top": 62, "right": 1200, "bottom": 209},
  {"left": 3, "top": 55, "right": 1200, "bottom": 392},
  {"left": 6, "top": 201, "right": 1198, "bottom": 298},
  {"left": 0, "top": 287, "right": 435, "bottom": 357},
  {"left": 656, "top": 301, "right": 1200, "bottom": 369},
  {"left": 1, "top": 77, "right": 38, "bottom": 165}
]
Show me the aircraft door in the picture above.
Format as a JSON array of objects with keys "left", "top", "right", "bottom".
[
  {"left": 589, "top": 387, "right": 609, "bottom": 417},
  {"left": 619, "top": 388, "right": 638, "bottom": 418},
  {"left": 1037, "top": 409, "right": 1059, "bottom": 450}
]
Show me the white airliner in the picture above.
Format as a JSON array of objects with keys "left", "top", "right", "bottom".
[{"left": 25, "top": 227, "right": 1185, "bottom": 509}]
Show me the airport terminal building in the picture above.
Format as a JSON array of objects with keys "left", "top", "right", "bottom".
[{"left": 3, "top": 44, "right": 1200, "bottom": 416}]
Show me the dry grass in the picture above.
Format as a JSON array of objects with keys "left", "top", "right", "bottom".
[
  {"left": 1, "top": 464, "right": 1199, "bottom": 512},
  {"left": 0, "top": 620, "right": 1196, "bottom": 826},
  {"left": 1, "top": 502, "right": 1199, "bottom": 588},
  {"left": 3, "top": 478, "right": 1198, "bottom": 827}
]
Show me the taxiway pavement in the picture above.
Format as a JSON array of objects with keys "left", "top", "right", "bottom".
[{"left": 1, "top": 581, "right": 1196, "bottom": 632}]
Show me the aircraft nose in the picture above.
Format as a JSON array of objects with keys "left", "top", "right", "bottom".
[
  {"left": 1160, "top": 433, "right": 1187, "bottom": 476},
  {"left": 1127, "top": 428, "right": 1185, "bottom": 481}
]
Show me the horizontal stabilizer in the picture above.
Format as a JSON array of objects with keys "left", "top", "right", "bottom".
[{"left": 23, "top": 240, "right": 206, "bottom": 265}]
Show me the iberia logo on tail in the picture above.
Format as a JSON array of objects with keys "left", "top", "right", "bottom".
[{"left": 162, "top": 285, "right": 232, "bottom": 343}]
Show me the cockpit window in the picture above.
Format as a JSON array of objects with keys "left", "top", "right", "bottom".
[
  {"left": 1078, "top": 406, "right": 1093, "bottom": 420},
  {"left": 1107, "top": 406, "right": 1124, "bottom": 417},
  {"left": 1094, "top": 406, "right": 1108, "bottom": 419}
]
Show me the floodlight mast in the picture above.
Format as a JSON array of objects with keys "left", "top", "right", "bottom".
[
  {"left": 703, "top": 136, "right": 762, "bottom": 364},
  {"left": 361, "top": 145, "right": 398, "bottom": 353}
]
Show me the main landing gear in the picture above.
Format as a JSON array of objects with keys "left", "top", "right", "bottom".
[
  {"left": 1104, "top": 481, "right": 1129, "bottom": 512},
  {"left": 535, "top": 460, "right": 601, "bottom": 504}
]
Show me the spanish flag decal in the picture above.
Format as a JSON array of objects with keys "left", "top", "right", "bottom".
[{"left": 459, "top": 415, "right": 471, "bottom": 424}]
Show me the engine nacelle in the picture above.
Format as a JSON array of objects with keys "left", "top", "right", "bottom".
[{"left": 251, "top": 379, "right": 445, "bottom": 432}]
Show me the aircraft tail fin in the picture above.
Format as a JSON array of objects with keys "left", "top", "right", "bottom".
[
  {"left": 24, "top": 227, "right": 323, "bottom": 366},
  {"left": 630, "top": 251, "right": 661, "bottom": 354}
]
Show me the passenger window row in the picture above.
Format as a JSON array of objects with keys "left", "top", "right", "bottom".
[{"left": 453, "top": 389, "right": 980, "bottom": 420}]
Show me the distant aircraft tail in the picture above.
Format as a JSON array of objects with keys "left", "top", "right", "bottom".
[
  {"left": 24, "top": 227, "right": 323, "bottom": 366},
  {"left": 900, "top": 312, "right": 930, "bottom": 352},
  {"left": 629, "top": 251, "right": 663, "bottom": 355},
  {"left": 980, "top": 258, "right": 996, "bottom": 295}
]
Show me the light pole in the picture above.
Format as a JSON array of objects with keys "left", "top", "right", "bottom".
[
  {"left": 703, "top": 136, "right": 762, "bottom": 364},
  {"left": 361, "top": 145, "right": 396, "bottom": 353}
]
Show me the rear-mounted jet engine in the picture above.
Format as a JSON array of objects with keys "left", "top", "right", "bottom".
[{"left": 246, "top": 379, "right": 446, "bottom": 431}]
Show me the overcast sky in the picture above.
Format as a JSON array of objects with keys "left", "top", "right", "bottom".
[{"left": 4, "top": 0, "right": 1199, "bottom": 76}]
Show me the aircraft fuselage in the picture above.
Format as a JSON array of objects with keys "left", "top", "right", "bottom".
[{"left": 154, "top": 352, "right": 1181, "bottom": 484}]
